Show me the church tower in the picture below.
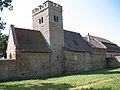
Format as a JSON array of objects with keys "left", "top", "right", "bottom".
[{"left": 32, "top": 1, "right": 65, "bottom": 75}]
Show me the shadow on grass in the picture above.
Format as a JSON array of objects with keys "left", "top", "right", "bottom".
[
  {"left": 45, "top": 67, "right": 120, "bottom": 79},
  {"left": 81, "top": 87, "right": 112, "bottom": 90},
  {"left": 80, "top": 67, "right": 120, "bottom": 75},
  {"left": 0, "top": 83, "right": 113, "bottom": 90},
  {"left": 0, "top": 83, "right": 72, "bottom": 90},
  {"left": 0, "top": 67, "right": 119, "bottom": 90}
]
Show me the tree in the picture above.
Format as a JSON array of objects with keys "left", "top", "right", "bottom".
[
  {"left": 0, "top": 0, "right": 12, "bottom": 58},
  {"left": 0, "top": 0, "right": 13, "bottom": 30},
  {"left": 0, "top": 33, "right": 8, "bottom": 58}
]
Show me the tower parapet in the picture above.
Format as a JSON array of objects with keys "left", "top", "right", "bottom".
[{"left": 32, "top": 0, "right": 62, "bottom": 16}]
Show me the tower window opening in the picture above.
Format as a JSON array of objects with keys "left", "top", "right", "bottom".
[
  {"left": 44, "top": 4, "right": 46, "bottom": 6},
  {"left": 39, "top": 19, "right": 41, "bottom": 24},
  {"left": 54, "top": 15, "right": 58, "bottom": 22},
  {"left": 41, "top": 17, "right": 43, "bottom": 23},
  {"left": 39, "top": 17, "right": 44, "bottom": 24},
  {"left": 57, "top": 16, "right": 58, "bottom": 22},
  {"left": 54, "top": 15, "right": 56, "bottom": 22}
]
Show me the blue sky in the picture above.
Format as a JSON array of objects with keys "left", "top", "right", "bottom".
[{"left": 1, "top": 0, "right": 120, "bottom": 45}]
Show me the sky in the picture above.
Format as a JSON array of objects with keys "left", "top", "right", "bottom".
[{"left": 1, "top": 0, "right": 120, "bottom": 45}]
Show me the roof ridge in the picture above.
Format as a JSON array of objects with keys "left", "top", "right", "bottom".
[
  {"left": 14, "top": 27, "right": 40, "bottom": 32},
  {"left": 89, "top": 35, "right": 113, "bottom": 44},
  {"left": 64, "top": 30, "right": 80, "bottom": 35}
]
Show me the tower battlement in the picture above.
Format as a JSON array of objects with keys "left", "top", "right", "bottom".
[{"left": 32, "top": 0, "right": 62, "bottom": 16}]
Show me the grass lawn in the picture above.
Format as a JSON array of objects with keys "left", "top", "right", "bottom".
[{"left": 0, "top": 67, "right": 120, "bottom": 90}]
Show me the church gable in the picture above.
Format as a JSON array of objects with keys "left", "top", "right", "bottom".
[
  {"left": 7, "top": 25, "right": 51, "bottom": 54},
  {"left": 6, "top": 25, "right": 16, "bottom": 59}
]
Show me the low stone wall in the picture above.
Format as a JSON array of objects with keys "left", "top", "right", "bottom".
[
  {"left": 0, "top": 50, "right": 114, "bottom": 81},
  {"left": 15, "top": 52, "right": 51, "bottom": 79},
  {"left": 0, "top": 59, "right": 16, "bottom": 81},
  {"left": 92, "top": 48, "right": 107, "bottom": 70},
  {"left": 64, "top": 50, "right": 92, "bottom": 73},
  {"left": 107, "top": 56, "right": 120, "bottom": 67},
  {"left": 0, "top": 52, "right": 51, "bottom": 81},
  {"left": 64, "top": 49, "right": 107, "bottom": 74}
]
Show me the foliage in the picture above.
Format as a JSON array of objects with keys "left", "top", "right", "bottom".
[
  {"left": 0, "top": 33, "right": 8, "bottom": 58},
  {"left": 0, "top": 67, "right": 120, "bottom": 90},
  {"left": 0, "top": 0, "right": 13, "bottom": 30},
  {"left": 0, "top": 0, "right": 12, "bottom": 58}
]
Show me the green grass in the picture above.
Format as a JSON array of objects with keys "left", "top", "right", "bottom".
[{"left": 0, "top": 67, "right": 120, "bottom": 90}]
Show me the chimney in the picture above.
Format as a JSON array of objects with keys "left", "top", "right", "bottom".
[{"left": 87, "top": 33, "right": 91, "bottom": 43}]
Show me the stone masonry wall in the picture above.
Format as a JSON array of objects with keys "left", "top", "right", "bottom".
[
  {"left": 0, "top": 59, "right": 16, "bottom": 81},
  {"left": 0, "top": 52, "right": 51, "bottom": 81},
  {"left": 92, "top": 48, "right": 107, "bottom": 70},
  {"left": 0, "top": 49, "right": 109, "bottom": 81},
  {"left": 64, "top": 49, "right": 107, "bottom": 74},
  {"left": 64, "top": 50, "right": 92, "bottom": 74},
  {"left": 15, "top": 52, "right": 51, "bottom": 79},
  {"left": 107, "top": 56, "right": 120, "bottom": 67}
]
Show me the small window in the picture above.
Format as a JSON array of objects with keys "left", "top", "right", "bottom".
[
  {"left": 39, "top": 19, "right": 41, "bottom": 24},
  {"left": 56, "top": 16, "right": 58, "bottom": 22},
  {"left": 44, "top": 4, "right": 46, "bottom": 6},
  {"left": 40, "top": 7, "right": 41, "bottom": 9},
  {"left": 41, "top": 17, "right": 43, "bottom": 23},
  {"left": 39, "top": 17, "right": 44, "bottom": 24},
  {"left": 54, "top": 15, "right": 56, "bottom": 22},
  {"left": 54, "top": 15, "right": 58, "bottom": 22}
]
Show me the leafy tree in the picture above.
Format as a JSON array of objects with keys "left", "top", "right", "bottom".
[
  {"left": 0, "top": 0, "right": 12, "bottom": 58},
  {"left": 0, "top": 33, "right": 8, "bottom": 58},
  {"left": 0, "top": 0, "right": 13, "bottom": 30}
]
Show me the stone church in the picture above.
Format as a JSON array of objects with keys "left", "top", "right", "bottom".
[{"left": 0, "top": 0, "right": 119, "bottom": 81}]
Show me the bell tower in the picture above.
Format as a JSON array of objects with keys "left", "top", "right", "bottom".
[{"left": 32, "top": 1, "right": 65, "bottom": 75}]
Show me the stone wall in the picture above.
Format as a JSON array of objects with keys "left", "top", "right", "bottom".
[
  {"left": 107, "top": 56, "right": 120, "bottom": 67},
  {"left": 0, "top": 49, "right": 110, "bottom": 81},
  {"left": 64, "top": 50, "right": 92, "bottom": 73},
  {"left": 64, "top": 48, "right": 107, "bottom": 74},
  {"left": 0, "top": 59, "right": 16, "bottom": 81},
  {"left": 0, "top": 52, "right": 51, "bottom": 81},
  {"left": 92, "top": 48, "right": 107, "bottom": 70},
  {"left": 15, "top": 52, "right": 51, "bottom": 79}
]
